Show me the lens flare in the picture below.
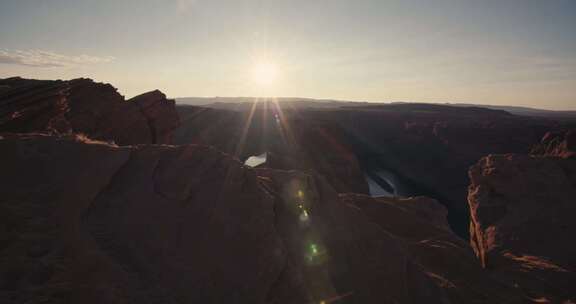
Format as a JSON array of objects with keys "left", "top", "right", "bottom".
[
  {"left": 311, "top": 244, "right": 318, "bottom": 255},
  {"left": 299, "top": 210, "right": 310, "bottom": 222}
]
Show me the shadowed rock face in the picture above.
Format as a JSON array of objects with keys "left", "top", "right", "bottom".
[
  {"left": 468, "top": 151, "right": 576, "bottom": 302},
  {"left": 174, "top": 105, "right": 370, "bottom": 194},
  {"left": 174, "top": 102, "right": 555, "bottom": 237},
  {"left": 0, "top": 134, "right": 284, "bottom": 303},
  {"left": 0, "top": 77, "right": 179, "bottom": 145},
  {"left": 0, "top": 134, "right": 533, "bottom": 304},
  {"left": 1, "top": 78, "right": 575, "bottom": 303}
]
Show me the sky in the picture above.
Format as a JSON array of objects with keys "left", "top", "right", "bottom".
[{"left": 1, "top": 0, "right": 575, "bottom": 110}]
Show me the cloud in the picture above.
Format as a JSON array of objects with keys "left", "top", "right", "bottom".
[{"left": 0, "top": 49, "right": 115, "bottom": 68}]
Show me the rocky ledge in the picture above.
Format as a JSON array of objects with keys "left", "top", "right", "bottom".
[{"left": 0, "top": 77, "right": 179, "bottom": 145}]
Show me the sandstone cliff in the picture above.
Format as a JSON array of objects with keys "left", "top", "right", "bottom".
[
  {"left": 0, "top": 77, "right": 179, "bottom": 145},
  {"left": 468, "top": 144, "right": 576, "bottom": 302}
]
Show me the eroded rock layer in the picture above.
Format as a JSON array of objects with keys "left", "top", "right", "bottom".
[
  {"left": 530, "top": 130, "right": 576, "bottom": 158},
  {"left": 469, "top": 151, "right": 576, "bottom": 302},
  {"left": 0, "top": 77, "right": 179, "bottom": 145}
]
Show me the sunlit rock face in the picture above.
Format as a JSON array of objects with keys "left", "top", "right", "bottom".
[
  {"left": 530, "top": 130, "right": 576, "bottom": 159},
  {"left": 0, "top": 77, "right": 180, "bottom": 145},
  {"left": 468, "top": 149, "right": 576, "bottom": 302},
  {"left": 0, "top": 134, "right": 532, "bottom": 303}
]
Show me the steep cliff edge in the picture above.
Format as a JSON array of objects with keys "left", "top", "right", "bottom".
[
  {"left": 0, "top": 77, "right": 179, "bottom": 145},
  {"left": 468, "top": 137, "right": 576, "bottom": 301}
]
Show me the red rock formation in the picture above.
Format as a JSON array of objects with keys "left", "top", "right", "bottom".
[
  {"left": 530, "top": 130, "right": 576, "bottom": 158},
  {"left": 0, "top": 77, "right": 179, "bottom": 145},
  {"left": 0, "top": 78, "right": 71, "bottom": 133},
  {"left": 129, "top": 90, "right": 179, "bottom": 144},
  {"left": 0, "top": 134, "right": 533, "bottom": 303},
  {"left": 469, "top": 153, "right": 576, "bottom": 302},
  {"left": 2, "top": 79, "right": 573, "bottom": 302}
]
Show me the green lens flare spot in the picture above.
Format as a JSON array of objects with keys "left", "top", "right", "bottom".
[{"left": 311, "top": 244, "right": 318, "bottom": 255}]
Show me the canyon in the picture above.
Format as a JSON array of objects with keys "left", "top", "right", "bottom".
[{"left": 1, "top": 77, "right": 575, "bottom": 303}]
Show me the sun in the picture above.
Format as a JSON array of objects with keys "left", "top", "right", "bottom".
[{"left": 252, "top": 62, "right": 278, "bottom": 86}]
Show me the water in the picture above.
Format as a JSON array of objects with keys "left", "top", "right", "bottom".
[
  {"left": 366, "top": 174, "right": 394, "bottom": 197},
  {"left": 244, "top": 152, "right": 267, "bottom": 167},
  {"left": 365, "top": 169, "right": 407, "bottom": 198},
  {"left": 243, "top": 152, "right": 405, "bottom": 199}
]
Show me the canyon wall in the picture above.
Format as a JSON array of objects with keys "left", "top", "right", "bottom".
[
  {"left": 1, "top": 78, "right": 575, "bottom": 303},
  {"left": 0, "top": 133, "right": 532, "bottom": 303},
  {"left": 468, "top": 130, "right": 576, "bottom": 301}
]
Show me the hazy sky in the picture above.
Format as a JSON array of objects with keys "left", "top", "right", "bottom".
[{"left": 1, "top": 0, "right": 575, "bottom": 110}]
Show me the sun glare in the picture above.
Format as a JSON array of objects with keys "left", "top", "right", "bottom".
[{"left": 252, "top": 62, "right": 278, "bottom": 86}]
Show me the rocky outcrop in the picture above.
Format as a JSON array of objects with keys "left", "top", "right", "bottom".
[
  {"left": 0, "top": 78, "right": 71, "bottom": 133},
  {"left": 530, "top": 130, "right": 576, "bottom": 158},
  {"left": 0, "top": 77, "right": 179, "bottom": 145},
  {"left": 468, "top": 153, "right": 576, "bottom": 302},
  {"left": 340, "top": 107, "right": 553, "bottom": 213},
  {"left": 128, "top": 90, "right": 180, "bottom": 144},
  {"left": 0, "top": 134, "right": 534, "bottom": 303}
]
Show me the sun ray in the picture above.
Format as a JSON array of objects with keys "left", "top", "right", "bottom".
[
  {"left": 271, "top": 97, "right": 297, "bottom": 150},
  {"left": 234, "top": 97, "right": 259, "bottom": 158}
]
